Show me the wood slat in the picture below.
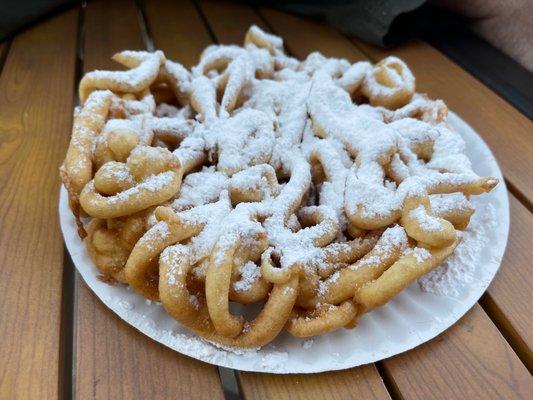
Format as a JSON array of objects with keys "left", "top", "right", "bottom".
[
  {"left": 0, "top": 9, "right": 78, "bottom": 399},
  {"left": 143, "top": 0, "right": 212, "bottom": 67},
  {"left": 353, "top": 39, "right": 533, "bottom": 205},
  {"left": 75, "top": 1, "right": 224, "bottom": 399},
  {"left": 76, "top": 280, "right": 224, "bottom": 399},
  {"left": 253, "top": 7, "right": 533, "bottom": 398},
  {"left": 481, "top": 195, "right": 533, "bottom": 369},
  {"left": 197, "top": 2, "right": 391, "bottom": 398},
  {"left": 238, "top": 366, "right": 391, "bottom": 400},
  {"left": 381, "top": 304, "right": 532, "bottom": 399},
  {"left": 83, "top": 0, "right": 145, "bottom": 72}
]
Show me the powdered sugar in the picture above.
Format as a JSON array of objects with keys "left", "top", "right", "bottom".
[
  {"left": 64, "top": 25, "right": 506, "bottom": 368},
  {"left": 408, "top": 247, "right": 432, "bottom": 263},
  {"left": 362, "top": 56, "right": 414, "bottom": 98},
  {"left": 409, "top": 205, "right": 442, "bottom": 231},
  {"left": 203, "top": 109, "right": 275, "bottom": 176},
  {"left": 107, "top": 171, "right": 174, "bottom": 204},
  {"left": 172, "top": 167, "right": 229, "bottom": 210},
  {"left": 80, "top": 51, "right": 164, "bottom": 100},
  {"left": 430, "top": 192, "right": 472, "bottom": 214},
  {"left": 233, "top": 261, "right": 261, "bottom": 293},
  {"left": 419, "top": 201, "right": 497, "bottom": 296}
]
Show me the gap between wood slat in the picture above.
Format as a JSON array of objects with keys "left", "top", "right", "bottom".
[
  {"left": 71, "top": 273, "right": 81, "bottom": 399},
  {"left": 504, "top": 179, "right": 533, "bottom": 213},
  {"left": 59, "top": 250, "right": 76, "bottom": 400},
  {"left": 60, "top": 4, "right": 86, "bottom": 400},
  {"left": 479, "top": 293, "right": 532, "bottom": 373},
  {"left": 135, "top": 0, "right": 154, "bottom": 51},
  {"left": 74, "top": 1, "right": 85, "bottom": 106},
  {"left": 0, "top": 40, "right": 12, "bottom": 76},
  {"left": 192, "top": 0, "right": 218, "bottom": 44},
  {"left": 218, "top": 367, "right": 243, "bottom": 400},
  {"left": 375, "top": 362, "right": 404, "bottom": 400}
]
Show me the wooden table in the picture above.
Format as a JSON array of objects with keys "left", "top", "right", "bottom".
[{"left": 0, "top": 1, "right": 531, "bottom": 399}]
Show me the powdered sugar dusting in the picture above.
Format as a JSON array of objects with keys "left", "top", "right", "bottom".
[
  {"left": 233, "top": 261, "right": 261, "bottom": 293},
  {"left": 107, "top": 171, "right": 174, "bottom": 204},
  {"left": 62, "top": 24, "right": 507, "bottom": 372},
  {"left": 409, "top": 205, "right": 442, "bottom": 231},
  {"left": 419, "top": 201, "right": 497, "bottom": 296}
]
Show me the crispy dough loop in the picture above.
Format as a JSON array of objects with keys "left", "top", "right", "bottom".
[
  {"left": 245, "top": 25, "right": 283, "bottom": 55},
  {"left": 206, "top": 236, "right": 245, "bottom": 337},
  {"left": 80, "top": 147, "right": 182, "bottom": 219},
  {"left": 93, "top": 118, "right": 154, "bottom": 169},
  {"left": 229, "top": 164, "right": 281, "bottom": 204},
  {"left": 157, "top": 60, "right": 192, "bottom": 106},
  {"left": 60, "top": 90, "right": 113, "bottom": 231},
  {"left": 229, "top": 263, "right": 271, "bottom": 304},
  {"left": 190, "top": 76, "right": 218, "bottom": 123},
  {"left": 79, "top": 50, "right": 165, "bottom": 103},
  {"left": 401, "top": 194, "right": 456, "bottom": 248},
  {"left": 345, "top": 157, "right": 498, "bottom": 235},
  {"left": 124, "top": 206, "right": 204, "bottom": 300},
  {"left": 297, "top": 206, "right": 339, "bottom": 248},
  {"left": 315, "top": 233, "right": 380, "bottom": 279},
  {"left": 430, "top": 193, "right": 474, "bottom": 230},
  {"left": 261, "top": 248, "right": 301, "bottom": 284},
  {"left": 354, "top": 240, "right": 459, "bottom": 312},
  {"left": 206, "top": 228, "right": 270, "bottom": 336},
  {"left": 160, "top": 242, "right": 299, "bottom": 348},
  {"left": 318, "top": 226, "right": 407, "bottom": 305},
  {"left": 85, "top": 210, "right": 150, "bottom": 282},
  {"left": 287, "top": 301, "right": 358, "bottom": 337},
  {"left": 361, "top": 56, "right": 415, "bottom": 109}
]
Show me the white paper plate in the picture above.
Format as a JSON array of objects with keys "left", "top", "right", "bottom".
[{"left": 59, "top": 112, "right": 509, "bottom": 373}]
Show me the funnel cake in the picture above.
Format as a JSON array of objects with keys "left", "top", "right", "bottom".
[{"left": 60, "top": 25, "right": 498, "bottom": 348}]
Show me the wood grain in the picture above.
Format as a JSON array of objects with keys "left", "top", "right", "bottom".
[
  {"left": 352, "top": 39, "right": 533, "bottom": 204},
  {"left": 197, "top": 2, "right": 392, "bottom": 398},
  {"left": 76, "top": 279, "right": 224, "bottom": 400},
  {"left": 238, "top": 366, "right": 391, "bottom": 400},
  {"left": 481, "top": 195, "right": 533, "bottom": 369},
  {"left": 143, "top": 0, "right": 212, "bottom": 67},
  {"left": 83, "top": 0, "right": 145, "bottom": 72},
  {"left": 381, "top": 304, "right": 533, "bottom": 399},
  {"left": 75, "top": 1, "right": 224, "bottom": 399},
  {"left": 0, "top": 9, "right": 78, "bottom": 399}
]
